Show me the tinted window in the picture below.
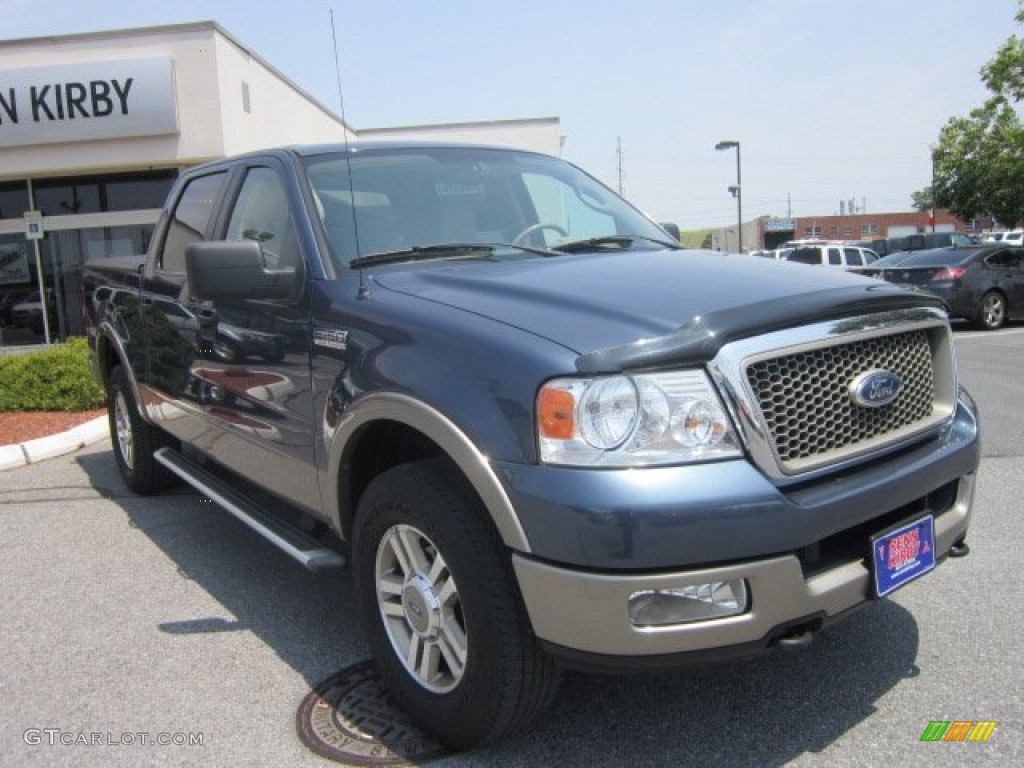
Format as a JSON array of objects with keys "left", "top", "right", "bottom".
[
  {"left": 871, "top": 251, "right": 916, "bottom": 268},
  {"left": 31, "top": 172, "right": 176, "bottom": 216},
  {"left": 843, "top": 247, "right": 863, "bottom": 266},
  {"left": 0, "top": 181, "right": 30, "bottom": 220},
  {"left": 786, "top": 247, "right": 821, "bottom": 265},
  {"left": 225, "top": 167, "right": 297, "bottom": 270},
  {"left": 985, "top": 250, "right": 1021, "bottom": 269},
  {"left": 34, "top": 178, "right": 101, "bottom": 215},
  {"left": 898, "top": 248, "right": 973, "bottom": 268},
  {"left": 160, "top": 172, "right": 228, "bottom": 272},
  {"left": 104, "top": 172, "right": 177, "bottom": 211},
  {"left": 827, "top": 248, "right": 842, "bottom": 265}
]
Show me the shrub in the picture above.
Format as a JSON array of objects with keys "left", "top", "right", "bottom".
[{"left": 0, "top": 338, "right": 105, "bottom": 412}]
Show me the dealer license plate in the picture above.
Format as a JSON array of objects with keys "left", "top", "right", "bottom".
[{"left": 871, "top": 515, "right": 936, "bottom": 598}]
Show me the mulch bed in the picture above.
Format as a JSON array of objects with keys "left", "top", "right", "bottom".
[{"left": 0, "top": 409, "right": 106, "bottom": 447}]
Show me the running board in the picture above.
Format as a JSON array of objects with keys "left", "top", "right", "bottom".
[{"left": 154, "top": 447, "right": 345, "bottom": 571}]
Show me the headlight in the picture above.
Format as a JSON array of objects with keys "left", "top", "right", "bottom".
[{"left": 537, "top": 370, "right": 742, "bottom": 467}]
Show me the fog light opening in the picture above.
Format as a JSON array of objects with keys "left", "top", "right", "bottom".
[{"left": 628, "top": 579, "right": 749, "bottom": 627}]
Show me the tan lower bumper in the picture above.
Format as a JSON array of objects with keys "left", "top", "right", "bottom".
[{"left": 513, "top": 473, "right": 975, "bottom": 657}]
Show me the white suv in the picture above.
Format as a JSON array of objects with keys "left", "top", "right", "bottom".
[{"left": 783, "top": 242, "right": 879, "bottom": 270}]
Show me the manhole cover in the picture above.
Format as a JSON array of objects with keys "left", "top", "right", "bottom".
[{"left": 297, "top": 661, "right": 449, "bottom": 766}]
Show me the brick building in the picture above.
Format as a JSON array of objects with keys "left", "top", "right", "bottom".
[
  {"left": 711, "top": 210, "right": 993, "bottom": 253},
  {"left": 761, "top": 210, "right": 995, "bottom": 250}
]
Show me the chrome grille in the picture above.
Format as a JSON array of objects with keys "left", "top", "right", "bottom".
[{"left": 744, "top": 330, "right": 936, "bottom": 471}]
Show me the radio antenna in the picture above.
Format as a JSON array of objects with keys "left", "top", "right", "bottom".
[
  {"left": 329, "top": 8, "right": 368, "bottom": 298},
  {"left": 329, "top": 9, "right": 348, "bottom": 126}
]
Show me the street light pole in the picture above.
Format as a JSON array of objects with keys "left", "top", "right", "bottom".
[{"left": 715, "top": 140, "right": 742, "bottom": 253}]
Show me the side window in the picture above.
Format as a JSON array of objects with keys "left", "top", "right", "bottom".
[
  {"left": 827, "top": 247, "right": 842, "bottom": 265},
  {"left": 986, "top": 250, "right": 1013, "bottom": 269},
  {"left": 844, "top": 248, "right": 864, "bottom": 266},
  {"left": 160, "top": 172, "right": 228, "bottom": 272},
  {"left": 225, "top": 167, "right": 296, "bottom": 269},
  {"left": 787, "top": 247, "right": 818, "bottom": 265}
]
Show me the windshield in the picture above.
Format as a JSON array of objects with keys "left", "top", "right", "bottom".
[
  {"left": 897, "top": 247, "right": 974, "bottom": 267},
  {"left": 870, "top": 251, "right": 917, "bottom": 268},
  {"left": 303, "top": 146, "right": 673, "bottom": 271}
]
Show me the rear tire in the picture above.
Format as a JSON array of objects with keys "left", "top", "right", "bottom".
[
  {"left": 108, "top": 365, "right": 177, "bottom": 493},
  {"left": 352, "top": 458, "right": 562, "bottom": 749},
  {"left": 975, "top": 290, "right": 1006, "bottom": 330}
]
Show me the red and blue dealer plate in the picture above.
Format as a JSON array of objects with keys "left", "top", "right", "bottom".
[{"left": 871, "top": 515, "right": 936, "bottom": 598}]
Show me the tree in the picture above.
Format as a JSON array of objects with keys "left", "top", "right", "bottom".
[
  {"left": 910, "top": 186, "right": 933, "bottom": 213},
  {"left": 932, "top": 2, "right": 1024, "bottom": 227}
]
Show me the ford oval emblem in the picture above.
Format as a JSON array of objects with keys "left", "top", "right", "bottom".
[{"left": 849, "top": 369, "right": 903, "bottom": 408}]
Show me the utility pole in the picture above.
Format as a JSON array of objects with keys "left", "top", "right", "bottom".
[
  {"left": 616, "top": 136, "right": 624, "bottom": 196},
  {"left": 715, "top": 140, "right": 742, "bottom": 253}
]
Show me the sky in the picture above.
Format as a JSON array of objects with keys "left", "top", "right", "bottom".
[{"left": 1, "top": 0, "right": 1019, "bottom": 229}]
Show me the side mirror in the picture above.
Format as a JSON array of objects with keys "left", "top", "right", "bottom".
[{"left": 186, "top": 241, "right": 298, "bottom": 301}]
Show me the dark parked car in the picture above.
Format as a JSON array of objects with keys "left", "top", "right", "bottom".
[
  {"left": 868, "top": 244, "right": 1024, "bottom": 329},
  {"left": 852, "top": 249, "right": 925, "bottom": 277},
  {"left": 857, "top": 231, "right": 975, "bottom": 258},
  {"left": 10, "top": 289, "right": 56, "bottom": 335},
  {"left": 0, "top": 288, "right": 31, "bottom": 326}
]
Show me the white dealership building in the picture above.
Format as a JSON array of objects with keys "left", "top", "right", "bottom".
[{"left": 0, "top": 21, "right": 560, "bottom": 345}]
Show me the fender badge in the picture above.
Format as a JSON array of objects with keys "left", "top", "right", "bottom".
[
  {"left": 849, "top": 369, "right": 903, "bottom": 408},
  {"left": 314, "top": 329, "right": 349, "bottom": 351}
]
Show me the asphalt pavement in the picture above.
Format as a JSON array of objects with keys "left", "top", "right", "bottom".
[{"left": 1, "top": 326, "right": 1021, "bottom": 767}]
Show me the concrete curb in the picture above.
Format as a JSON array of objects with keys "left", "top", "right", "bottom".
[{"left": 0, "top": 415, "right": 109, "bottom": 471}]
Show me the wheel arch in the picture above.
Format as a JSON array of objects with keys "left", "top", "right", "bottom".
[
  {"left": 325, "top": 392, "right": 531, "bottom": 553},
  {"left": 93, "top": 322, "right": 147, "bottom": 416}
]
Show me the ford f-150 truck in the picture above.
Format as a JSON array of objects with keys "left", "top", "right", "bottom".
[{"left": 82, "top": 143, "right": 979, "bottom": 748}]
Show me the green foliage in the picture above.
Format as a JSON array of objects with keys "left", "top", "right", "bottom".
[
  {"left": 910, "top": 186, "right": 933, "bottom": 213},
  {"left": 981, "top": 2, "right": 1024, "bottom": 101},
  {"left": 0, "top": 338, "right": 105, "bottom": 412},
  {"left": 933, "top": 1, "right": 1024, "bottom": 226},
  {"left": 678, "top": 228, "right": 713, "bottom": 249},
  {"left": 934, "top": 101, "right": 1024, "bottom": 226}
]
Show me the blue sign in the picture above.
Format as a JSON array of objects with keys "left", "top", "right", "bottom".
[{"left": 872, "top": 515, "right": 936, "bottom": 597}]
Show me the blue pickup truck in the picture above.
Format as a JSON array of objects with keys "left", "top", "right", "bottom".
[{"left": 82, "top": 143, "right": 979, "bottom": 748}]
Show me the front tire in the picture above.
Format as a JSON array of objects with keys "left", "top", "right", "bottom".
[
  {"left": 352, "top": 459, "right": 562, "bottom": 749},
  {"left": 108, "top": 365, "right": 176, "bottom": 493},
  {"left": 975, "top": 290, "right": 1007, "bottom": 330}
]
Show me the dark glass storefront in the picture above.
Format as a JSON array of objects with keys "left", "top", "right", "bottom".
[{"left": 0, "top": 170, "right": 175, "bottom": 347}]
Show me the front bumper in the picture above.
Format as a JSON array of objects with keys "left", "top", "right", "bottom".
[{"left": 513, "top": 471, "right": 974, "bottom": 661}]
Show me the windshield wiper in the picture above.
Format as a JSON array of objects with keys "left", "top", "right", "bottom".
[
  {"left": 552, "top": 235, "right": 682, "bottom": 253},
  {"left": 349, "top": 241, "right": 561, "bottom": 268},
  {"left": 349, "top": 243, "right": 497, "bottom": 269}
]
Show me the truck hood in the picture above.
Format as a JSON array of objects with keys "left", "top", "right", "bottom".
[{"left": 372, "top": 249, "right": 940, "bottom": 371}]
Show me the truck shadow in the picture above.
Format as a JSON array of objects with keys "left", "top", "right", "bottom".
[{"left": 77, "top": 448, "right": 921, "bottom": 767}]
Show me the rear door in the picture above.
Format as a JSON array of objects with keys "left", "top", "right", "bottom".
[{"left": 985, "top": 248, "right": 1024, "bottom": 315}]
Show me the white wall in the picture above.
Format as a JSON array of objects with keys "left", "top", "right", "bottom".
[
  {"left": 0, "top": 24, "right": 229, "bottom": 178},
  {"left": 0, "top": 21, "right": 557, "bottom": 182},
  {"left": 359, "top": 118, "right": 563, "bottom": 156},
  {"left": 214, "top": 31, "right": 351, "bottom": 155}
]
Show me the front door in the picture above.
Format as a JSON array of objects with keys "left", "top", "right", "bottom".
[{"left": 185, "top": 162, "right": 319, "bottom": 512}]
